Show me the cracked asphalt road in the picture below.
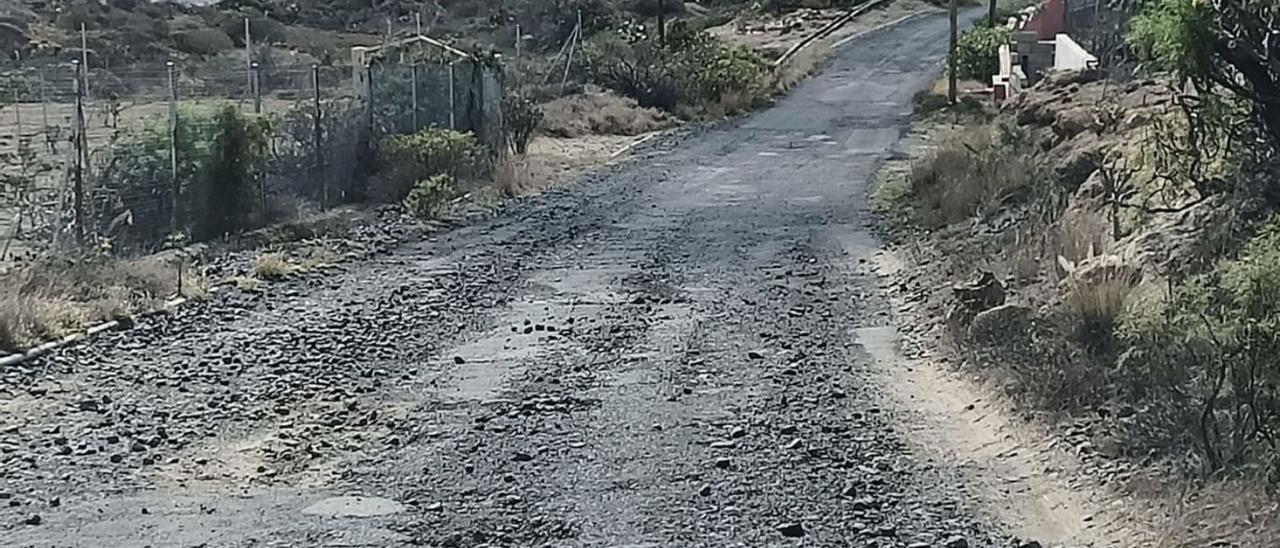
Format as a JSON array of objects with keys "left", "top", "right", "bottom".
[{"left": 0, "top": 11, "right": 1012, "bottom": 548}]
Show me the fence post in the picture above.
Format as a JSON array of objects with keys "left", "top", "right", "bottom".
[
  {"left": 410, "top": 64, "right": 419, "bottom": 132},
  {"left": 313, "top": 64, "right": 327, "bottom": 210},
  {"left": 657, "top": 0, "right": 666, "bottom": 45},
  {"left": 71, "top": 61, "right": 85, "bottom": 246},
  {"left": 366, "top": 64, "right": 375, "bottom": 136},
  {"left": 448, "top": 63, "right": 456, "bottom": 130},
  {"left": 562, "top": 10, "right": 581, "bottom": 91},
  {"left": 13, "top": 87, "right": 22, "bottom": 165},
  {"left": 167, "top": 61, "right": 180, "bottom": 235},
  {"left": 252, "top": 62, "right": 262, "bottom": 114},
  {"left": 244, "top": 17, "right": 253, "bottom": 103},
  {"left": 81, "top": 23, "right": 91, "bottom": 104}
]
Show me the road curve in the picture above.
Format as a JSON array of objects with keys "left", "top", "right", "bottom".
[{"left": 1, "top": 11, "right": 1010, "bottom": 548}]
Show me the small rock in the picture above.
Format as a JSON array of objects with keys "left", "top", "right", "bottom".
[
  {"left": 512, "top": 452, "right": 534, "bottom": 462},
  {"left": 944, "top": 535, "right": 969, "bottom": 548},
  {"left": 747, "top": 350, "right": 765, "bottom": 360},
  {"left": 453, "top": 356, "right": 466, "bottom": 365},
  {"left": 698, "top": 484, "right": 712, "bottom": 497},
  {"left": 714, "top": 458, "right": 732, "bottom": 469},
  {"left": 22, "top": 514, "right": 41, "bottom": 526},
  {"left": 730, "top": 427, "right": 747, "bottom": 439},
  {"left": 775, "top": 522, "right": 805, "bottom": 538}
]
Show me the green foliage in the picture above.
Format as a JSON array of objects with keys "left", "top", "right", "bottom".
[
  {"left": 403, "top": 174, "right": 457, "bottom": 221},
  {"left": 1119, "top": 215, "right": 1280, "bottom": 471},
  {"left": 954, "top": 25, "right": 1008, "bottom": 81},
  {"left": 173, "top": 28, "right": 235, "bottom": 56},
  {"left": 93, "top": 104, "right": 270, "bottom": 248},
  {"left": 1127, "top": 0, "right": 1216, "bottom": 82},
  {"left": 204, "top": 106, "right": 271, "bottom": 237},
  {"left": 583, "top": 21, "right": 767, "bottom": 113},
  {"left": 375, "top": 129, "right": 481, "bottom": 202},
  {"left": 502, "top": 95, "right": 544, "bottom": 155}
]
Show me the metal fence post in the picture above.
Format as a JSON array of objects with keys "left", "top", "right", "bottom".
[
  {"left": 252, "top": 62, "right": 262, "bottom": 114},
  {"left": 13, "top": 87, "right": 22, "bottom": 164},
  {"left": 448, "top": 63, "right": 456, "bottom": 130},
  {"left": 72, "top": 61, "right": 85, "bottom": 246},
  {"left": 366, "top": 64, "right": 375, "bottom": 136},
  {"left": 167, "top": 61, "right": 180, "bottom": 235},
  {"left": 313, "top": 64, "right": 327, "bottom": 210},
  {"left": 410, "top": 64, "right": 419, "bottom": 132},
  {"left": 244, "top": 17, "right": 253, "bottom": 103},
  {"left": 81, "top": 23, "right": 91, "bottom": 103}
]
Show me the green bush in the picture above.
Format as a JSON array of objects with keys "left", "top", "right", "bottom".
[
  {"left": 173, "top": 28, "right": 234, "bottom": 56},
  {"left": 204, "top": 106, "right": 271, "bottom": 237},
  {"left": 502, "top": 95, "right": 544, "bottom": 155},
  {"left": 1118, "top": 216, "right": 1280, "bottom": 471},
  {"left": 374, "top": 129, "right": 481, "bottom": 203},
  {"left": 403, "top": 174, "right": 457, "bottom": 221},
  {"left": 954, "top": 25, "right": 1009, "bottom": 81},
  {"left": 1127, "top": 0, "right": 1216, "bottom": 81},
  {"left": 583, "top": 21, "right": 767, "bottom": 113},
  {"left": 91, "top": 104, "right": 270, "bottom": 248}
]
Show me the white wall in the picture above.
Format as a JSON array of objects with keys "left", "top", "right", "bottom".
[{"left": 1053, "top": 33, "right": 1097, "bottom": 71}]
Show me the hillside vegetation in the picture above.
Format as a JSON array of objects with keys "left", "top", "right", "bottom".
[{"left": 876, "top": 1, "right": 1280, "bottom": 543}]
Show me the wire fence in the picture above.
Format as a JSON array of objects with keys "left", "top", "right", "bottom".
[{"left": 0, "top": 55, "right": 504, "bottom": 260}]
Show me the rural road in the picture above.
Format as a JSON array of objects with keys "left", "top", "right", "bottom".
[{"left": 0, "top": 11, "right": 1016, "bottom": 548}]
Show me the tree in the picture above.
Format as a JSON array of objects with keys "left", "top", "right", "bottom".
[{"left": 1129, "top": 0, "right": 1280, "bottom": 152}]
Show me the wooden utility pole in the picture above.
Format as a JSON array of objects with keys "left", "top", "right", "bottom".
[
  {"left": 948, "top": 0, "right": 958, "bottom": 103},
  {"left": 988, "top": 0, "right": 998, "bottom": 27}
]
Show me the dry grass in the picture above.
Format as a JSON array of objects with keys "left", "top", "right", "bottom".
[
  {"left": 491, "top": 152, "right": 562, "bottom": 198},
  {"left": 0, "top": 253, "right": 203, "bottom": 352},
  {"left": 539, "top": 88, "right": 675, "bottom": 138},
  {"left": 250, "top": 252, "right": 299, "bottom": 280},
  {"left": 1153, "top": 479, "right": 1280, "bottom": 548},
  {"left": 1057, "top": 208, "right": 1113, "bottom": 267},
  {"left": 1064, "top": 263, "right": 1140, "bottom": 325},
  {"left": 909, "top": 127, "right": 1032, "bottom": 227}
]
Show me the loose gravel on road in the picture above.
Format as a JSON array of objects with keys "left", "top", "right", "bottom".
[{"left": 0, "top": 11, "right": 1025, "bottom": 548}]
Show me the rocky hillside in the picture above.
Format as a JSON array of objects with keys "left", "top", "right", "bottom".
[
  {"left": 875, "top": 69, "right": 1280, "bottom": 544},
  {"left": 0, "top": 0, "right": 773, "bottom": 68}
]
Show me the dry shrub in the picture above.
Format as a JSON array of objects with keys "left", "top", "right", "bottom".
[
  {"left": 0, "top": 253, "right": 196, "bottom": 352},
  {"left": 1056, "top": 208, "right": 1113, "bottom": 267},
  {"left": 539, "top": 89, "right": 674, "bottom": 138},
  {"left": 772, "top": 42, "right": 829, "bottom": 92},
  {"left": 910, "top": 126, "right": 1033, "bottom": 227},
  {"left": 491, "top": 153, "right": 556, "bottom": 198},
  {"left": 251, "top": 252, "right": 299, "bottom": 280},
  {"left": 1064, "top": 262, "right": 1141, "bottom": 347}
]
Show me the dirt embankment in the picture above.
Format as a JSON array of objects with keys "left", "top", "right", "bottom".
[{"left": 874, "top": 72, "right": 1280, "bottom": 546}]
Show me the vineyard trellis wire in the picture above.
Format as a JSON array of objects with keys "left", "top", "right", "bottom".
[{"left": 0, "top": 52, "right": 504, "bottom": 261}]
